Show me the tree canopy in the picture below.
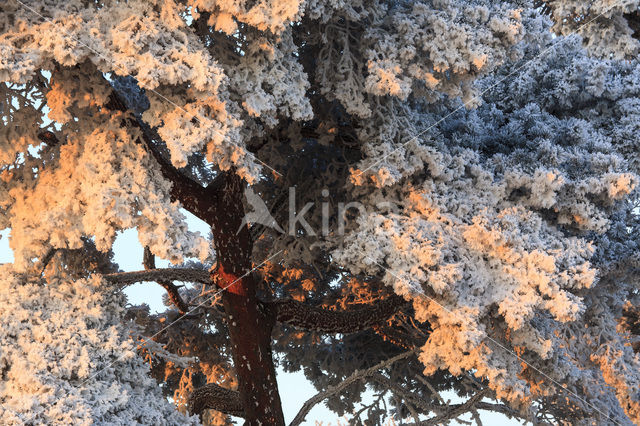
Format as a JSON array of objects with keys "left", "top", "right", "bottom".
[{"left": 1, "top": 1, "right": 640, "bottom": 425}]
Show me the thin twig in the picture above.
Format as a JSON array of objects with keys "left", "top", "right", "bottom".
[
  {"left": 421, "top": 390, "right": 488, "bottom": 426},
  {"left": 289, "top": 350, "right": 415, "bottom": 426}
]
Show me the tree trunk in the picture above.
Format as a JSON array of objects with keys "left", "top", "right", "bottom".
[
  {"left": 105, "top": 84, "right": 285, "bottom": 424},
  {"left": 206, "top": 172, "right": 285, "bottom": 426}
]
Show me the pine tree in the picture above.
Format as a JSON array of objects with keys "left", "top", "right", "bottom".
[{"left": 1, "top": 1, "right": 640, "bottom": 425}]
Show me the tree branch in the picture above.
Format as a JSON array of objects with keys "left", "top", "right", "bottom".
[
  {"left": 121, "top": 278, "right": 406, "bottom": 331},
  {"left": 37, "top": 130, "right": 60, "bottom": 147},
  {"left": 473, "top": 401, "right": 521, "bottom": 419},
  {"left": 370, "top": 373, "right": 434, "bottom": 414},
  {"left": 420, "top": 389, "right": 488, "bottom": 426},
  {"left": 267, "top": 295, "right": 407, "bottom": 334},
  {"left": 142, "top": 246, "right": 190, "bottom": 314},
  {"left": 102, "top": 268, "right": 212, "bottom": 286},
  {"left": 188, "top": 382, "right": 244, "bottom": 418},
  {"left": 38, "top": 247, "right": 58, "bottom": 275},
  {"left": 105, "top": 268, "right": 406, "bottom": 333},
  {"left": 104, "top": 90, "right": 221, "bottom": 222},
  {"left": 372, "top": 324, "right": 419, "bottom": 350},
  {"left": 289, "top": 350, "right": 415, "bottom": 426}
]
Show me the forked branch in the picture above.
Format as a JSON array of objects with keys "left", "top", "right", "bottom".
[
  {"left": 105, "top": 89, "right": 221, "bottom": 222},
  {"left": 142, "top": 246, "right": 190, "bottom": 313},
  {"left": 421, "top": 389, "right": 488, "bottom": 426}
]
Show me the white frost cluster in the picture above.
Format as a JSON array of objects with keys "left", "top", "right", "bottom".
[
  {"left": 0, "top": 0, "right": 262, "bottom": 181},
  {"left": 306, "top": 0, "right": 526, "bottom": 120},
  {"left": 334, "top": 29, "right": 640, "bottom": 423},
  {"left": 189, "top": 0, "right": 305, "bottom": 34},
  {"left": 363, "top": 1, "right": 523, "bottom": 104},
  {"left": 2, "top": 67, "right": 210, "bottom": 272},
  {"left": 335, "top": 178, "right": 601, "bottom": 403},
  {"left": 0, "top": 266, "right": 200, "bottom": 425},
  {"left": 224, "top": 32, "right": 313, "bottom": 127},
  {"left": 541, "top": 0, "right": 640, "bottom": 59}
]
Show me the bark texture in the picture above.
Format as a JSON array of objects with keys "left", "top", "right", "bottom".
[
  {"left": 187, "top": 383, "right": 244, "bottom": 418},
  {"left": 269, "top": 296, "right": 406, "bottom": 333},
  {"left": 206, "top": 172, "right": 285, "bottom": 426}
]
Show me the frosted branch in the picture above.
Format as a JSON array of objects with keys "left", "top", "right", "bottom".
[
  {"left": 421, "top": 390, "right": 488, "bottom": 426},
  {"left": 106, "top": 90, "right": 222, "bottom": 222},
  {"left": 370, "top": 373, "right": 434, "bottom": 413},
  {"left": 289, "top": 350, "right": 415, "bottom": 426},
  {"left": 37, "top": 247, "right": 57, "bottom": 274}
]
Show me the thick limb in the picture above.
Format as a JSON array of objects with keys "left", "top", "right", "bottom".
[
  {"left": 267, "top": 295, "right": 406, "bottom": 333},
  {"left": 188, "top": 383, "right": 244, "bottom": 418}
]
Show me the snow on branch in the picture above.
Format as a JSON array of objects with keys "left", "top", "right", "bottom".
[{"left": 105, "top": 90, "right": 223, "bottom": 223}]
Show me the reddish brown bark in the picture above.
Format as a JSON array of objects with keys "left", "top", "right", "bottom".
[
  {"left": 110, "top": 85, "right": 400, "bottom": 422},
  {"left": 102, "top": 88, "right": 409, "bottom": 419},
  {"left": 206, "top": 172, "right": 285, "bottom": 426}
]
